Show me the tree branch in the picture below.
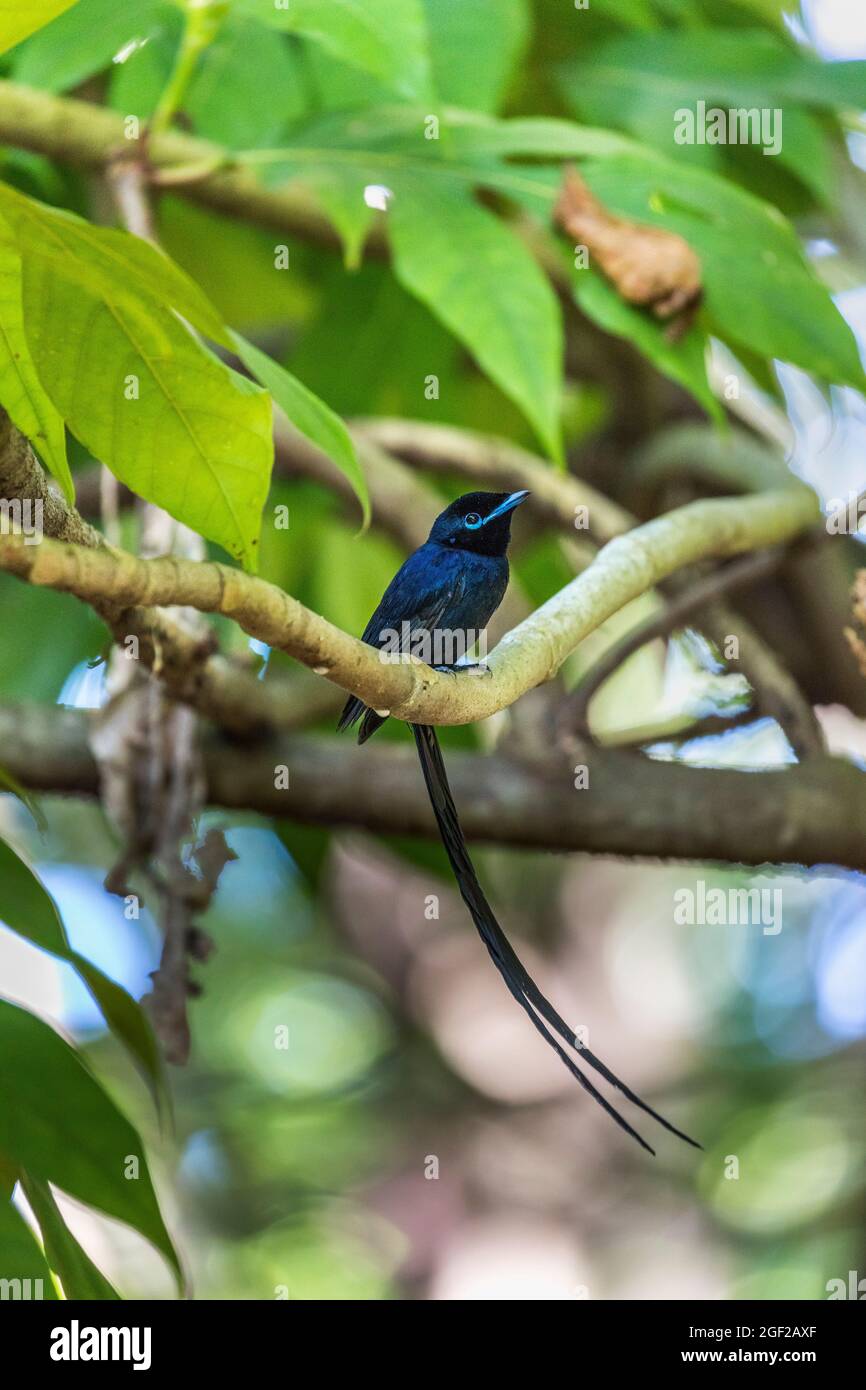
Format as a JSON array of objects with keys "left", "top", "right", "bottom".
[
  {"left": 561, "top": 547, "right": 786, "bottom": 737},
  {"left": 0, "top": 80, "right": 343, "bottom": 247},
  {"left": 0, "top": 485, "right": 821, "bottom": 727},
  {"left": 0, "top": 411, "right": 315, "bottom": 734},
  {"left": 275, "top": 418, "right": 439, "bottom": 552},
  {"left": 352, "top": 417, "right": 633, "bottom": 544},
  {"left": 699, "top": 600, "right": 826, "bottom": 760},
  {"left": 2, "top": 703, "right": 865, "bottom": 872}
]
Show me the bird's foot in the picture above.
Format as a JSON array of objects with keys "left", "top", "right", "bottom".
[{"left": 432, "top": 661, "right": 492, "bottom": 678}]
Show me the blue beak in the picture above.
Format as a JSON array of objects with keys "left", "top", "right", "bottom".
[{"left": 483, "top": 489, "right": 530, "bottom": 525}]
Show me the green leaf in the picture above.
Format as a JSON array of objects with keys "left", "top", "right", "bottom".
[
  {"left": 0, "top": 183, "right": 231, "bottom": 347},
  {"left": 157, "top": 198, "right": 314, "bottom": 328},
  {"left": 577, "top": 153, "right": 866, "bottom": 391},
  {"left": 11, "top": 0, "right": 163, "bottom": 92},
  {"left": 561, "top": 28, "right": 865, "bottom": 122},
  {"left": 572, "top": 264, "right": 722, "bottom": 422},
  {"left": 0, "top": 838, "right": 169, "bottom": 1121},
  {"left": 235, "top": 103, "right": 864, "bottom": 395},
  {"left": 231, "top": 331, "right": 370, "bottom": 528},
  {"left": 19, "top": 1173, "right": 121, "bottom": 1299},
  {"left": 0, "top": 0, "right": 80, "bottom": 57},
  {"left": 296, "top": 171, "right": 375, "bottom": 270},
  {"left": 18, "top": 250, "right": 272, "bottom": 568},
  {"left": 186, "top": 17, "right": 305, "bottom": 149},
  {"left": 593, "top": 0, "right": 662, "bottom": 27},
  {"left": 108, "top": 11, "right": 309, "bottom": 148},
  {"left": 0, "top": 220, "right": 71, "bottom": 500},
  {"left": 0, "top": 999, "right": 182, "bottom": 1290},
  {"left": 694, "top": 224, "right": 862, "bottom": 387},
  {"left": 107, "top": 5, "right": 180, "bottom": 119},
  {"left": 558, "top": 28, "right": 849, "bottom": 201},
  {"left": 728, "top": 340, "right": 785, "bottom": 404},
  {"left": 236, "top": 0, "right": 433, "bottom": 102},
  {"left": 0, "top": 1189, "right": 58, "bottom": 1298},
  {"left": 0, "top": 839, "right": 68, "bottom": 956},
  {"left": 0, "top": 582, "right": 105, "bottom": 703},
  {"left": 444, "top": 112, "right": 641, "bottom": 161},
  {"left": 422, "top": 0, "right": 530, "bottom": 114},
  {"left": 0, "top": 185, "right": 274, "bottom": 555},
  {"left": 388, "top": 180, "right": 564, "bottom": 460},
  {"left": 249, "top": 105, "right": 635, "bottom": 282},
  {"left": 69, "top": 955, "right": 170, "bottom": 1124},
  {"left": 763, "top": 105, "right": 833, "bottom": 206}
]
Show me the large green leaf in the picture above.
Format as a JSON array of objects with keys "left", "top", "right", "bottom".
[
  {"left": 572, "top": 265, "right": 722, "bottom": 422},
  {"left": 0, "top": 184, "right": 231, "bottom": 347},
  {"left": 246, "top": 104, "right": 863, "bottom": 397},
  {"left": 0, "top": 183, "right": 274, "bottom": 565},
  {"left": 0, "top": 0, "right": 79, "bottom": 58},
  {"left": 232, "top": 331, "right": 370, "bottom": 527},
  {"left": 249, "top": 108, "right": 638, "bottom": 266},
  {"left": 157, "top": 198, "right": 314, "bottom": 328},
  {"left": 0, "top": 227, "right": 71, "bottom": 500},
  {"left": 558, "top": 28, "right": 852, "bottom": 200},
  {"left": 562, "top": 28, "right": 866, "bottom": 118},
  {"left": 18, "top": 249, "right": 272, "bottom": 568},
  {"left": 19, "top": 1173, "right": 120, "bottom": 1299},
  {"left": 0, "top": 999, "right": 182, "bottom": 1289},
  {"left": 0, "top": 583, "right": 105, "bottom": 703},
  {"left": 110, "top": 9, "right": 307, "bottom": 148},
  {"left": 0, "top": 1189, "right": 58, "bottom": 1298},
  {"left": 577, "top": 154, "right": 866, "bottom": 392},
  {"left": 11, "top": 0, "right": 163, "bottom": 91},
  {"left": 422, "top": 0, "right": 530, "bottom": 113},
  {"left": 186, "top": 17, "right": 305, "bottom": 148},
  {"left": 0, "top": 839, "right": 68, "bottom": 957},
  {"left": 0, "top": 838, "right": 169, "bottom": 1120},
  {"left": 388, "top": 179, "right": 564, "bottom": 461},
  {"left": 444, "top": 112, "right": 641, "bottom": 161},
  {"left": 107, "top": 5, "right": 181, "bottom": 119},
  {"left": 237, "top": 0, "right": 433, "bottom": 102}
]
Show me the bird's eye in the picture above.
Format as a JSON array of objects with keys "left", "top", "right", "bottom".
[{"left": 464, "top": 512, "right": 482, "bottom": 530}]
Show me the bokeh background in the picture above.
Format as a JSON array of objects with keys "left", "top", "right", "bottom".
[{"left": 1, "top": 0, "right": 865, "bottom": 1299}]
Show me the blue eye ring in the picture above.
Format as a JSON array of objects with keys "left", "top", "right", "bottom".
[{"left": 464, "top": 512, "right": 483, "bottom": 530}]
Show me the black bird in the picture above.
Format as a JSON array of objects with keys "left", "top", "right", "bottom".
[{"left": 339, "top": 490, "right": 700, "bottom": 1155}]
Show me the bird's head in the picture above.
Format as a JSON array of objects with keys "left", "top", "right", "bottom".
[{"left": 428, "top": 490, "right": 530, "bottom": 556}]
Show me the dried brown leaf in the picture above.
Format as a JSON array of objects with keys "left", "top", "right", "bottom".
[{"left": 554, "top": 165, "right": 702, "bottom": 331}]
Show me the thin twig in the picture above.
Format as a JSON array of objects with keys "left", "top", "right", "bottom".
[
  {"left": 559, "top": 547, "right": 786, "bottom": 739},
  {"left": 701, "top": 600, "right": 826, "bottom": 760},
  {"left": 352, "top": 416, "right": 632, "bottom": 544},
  {"left": 105, "top": 154, "right": 157, "bottom": 242}
]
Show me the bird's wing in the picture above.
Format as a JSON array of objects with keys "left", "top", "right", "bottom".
[
  {"left": 338, "top": 550, "right": 467, "bottom": 739},
  {"left": 360, "top": 547, "right": 467, "bottom": 652}
]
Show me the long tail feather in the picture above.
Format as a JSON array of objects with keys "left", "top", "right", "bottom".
[{"left": 412, "top": 723, "right": 701, "bottom": 1153}]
